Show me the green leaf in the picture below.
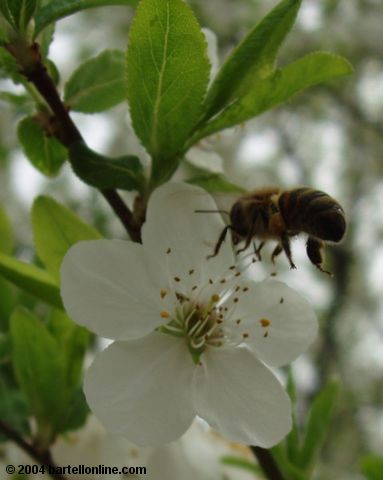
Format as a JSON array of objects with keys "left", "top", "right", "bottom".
[
  {"left": 47, "top": 311, "right": 90, "bottom": 433},
  {"left": 126, "top": 0, "right": 210, "bottom": 184},
  {"left": 64, "top": 50, "right": 126, "bottom": 113},
  {"left": 17, "top": 116, "right": 67, "bottom": 177},
  {"left": 58, "top": 387, "right": 89, "bottom": 433},
  {"left": 47, "top": 310, "right": 91, "bottom": 390},
  {"left": 186, "top": 173, "right": 246, "bottom": 194},
  {"left": 298, "top": 379, "right": 339, "bottom": 471},
  {"left": 32, "top": 195, "right": 101, "bottom": 281},
  {"left": 285, "top": 369, "right": 300, "bottom": 464},
  {"left": 271, "top": 444, "right": 307, "bottom": 480},
  {"left": 221, "top": 456, "right": 261, "bottom": 474},
  {"left": 0, "top": 46, "right": 24, "bottom": 83},
  {"left": 0, "top": 278, "right": 15, "bottom": 332},
  {"left": 0, "top": 206, "right": 13, "bottom": 254},
  {"left": 202, "top": 0, "right": 302, "bottom": 121},
  {"left": 0, "top": 382, "right": 30, "bottom": 441},
  {"left": 34, "top": 0, "right": 138, "bottom": 37},
  {"left": 360, "top": 455, "right": 383, "bottom": 480},
  {"left": 0, "top": 0, "right": 37, "bottom": 32},
  {"left": 196, "top": 52, "right": 353, "bottom": 140},
  {"left": 69, "top": 141, "right": 145, "bottom": 192},
  {"left": 0, "top": 252, "right": 62, "bottom": 308},
  {"left": 0, "top": 91, "right": 30, "bottom": 110},
  {"left": 10, "top": 308, "right": 67, "bottom": 436}
]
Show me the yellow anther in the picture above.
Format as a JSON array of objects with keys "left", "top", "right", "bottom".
[
  {"left": 260, "top": 318, "right": 271, "bottom": 328},
  {"left": 160, "top": 289, "right": 167, "bottom": 299},
  {"left": 160, "top": 311, "right": 170, "bottom": 318},
  {"left": 211, "top": 294, "right": 220, "bottom": 303}
]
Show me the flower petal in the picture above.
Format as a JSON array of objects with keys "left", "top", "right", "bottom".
[
  {"left": 234, "top": 280, "right": 318, "bottom": 367},
  {"left": 84, "top": 332, "right": 196, "bottom": 446},
  {"left": 193, "top": 346, "right": 292, "bottom": 447},
  {"left": 142, "top": 183, "right": 235, "bottom": 288},
  {"left": 61, "top": 239, "right": 173, "bottom": 340}
]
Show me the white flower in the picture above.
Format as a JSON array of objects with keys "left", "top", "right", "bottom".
[
  {"left": 4, "top": 417, "right": 255, "bottom": 480},
  {"left": 61, "top": 182, "right": 317, "bottom": 447}
]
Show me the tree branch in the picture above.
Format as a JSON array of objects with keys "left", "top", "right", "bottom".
[
  {"left": 251, "top": 446, "right": 286, "bottom": 480},
  {"left": 0, "top": 419, "right": 67, "bottom": 480},
  {"left": 5, "top": 41, "right": 140, "bottom": 240}
]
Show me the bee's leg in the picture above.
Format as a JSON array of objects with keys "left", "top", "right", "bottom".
[
  {"left": 236, "top": 221, "right": 256, "bottom": 255},
  {"left": 306, "top": 237, "right": 333, "bottom": 276},
  {"left": 280, "top": 234, "right": 296, "bottom": 270},
  {"left": 236, "top": 226, "right": 257, "bottom": 255},
  {"left": 253, "top": 241, "right": 265, "bottom": 260},
  {"left": 208, "top": 225, "right": 233, "bottom": 259},
  {"left": 271, "top": 243, "right": 283, "bottom": 264},
  {"left": 236, "top": 237, "right": 253, "bottom": 255}
]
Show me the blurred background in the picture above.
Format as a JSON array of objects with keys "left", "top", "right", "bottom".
[{"left": 0, "top": 0, "right": 382, "bottom": 479}]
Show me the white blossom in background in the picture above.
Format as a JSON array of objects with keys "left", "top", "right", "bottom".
[
  {"left": 186, "top": 146, "right": 224, "bottom": 173},
  {"left": 4, "top": 417, "right": 256, "bottom": 480},
  {"left": 61, "top": 182, "right": 317, "bottom": 447}
]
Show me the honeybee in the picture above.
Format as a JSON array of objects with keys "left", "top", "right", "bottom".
[{"left": 208, "top": 187, "right": 346, "bottom": 276}]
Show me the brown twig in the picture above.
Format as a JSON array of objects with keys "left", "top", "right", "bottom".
[
  {"left": 0, "top": 419, "right": 67, "bottom": 480},
  {"left": 251, "top": 446, "right": 286, "bottom": 480},
  {"left": 5, "top": 41, "right": 141, "bottom": 240}
]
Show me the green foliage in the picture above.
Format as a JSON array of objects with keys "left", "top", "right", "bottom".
[
  {"left": 0, "top": 278, "right": 15, "bottom": 331},
  {"left": 46, "top": 310, "right": 90, "bottom": 433},
  {"left": 59, "top": 387, "right": 89, "bottom": 433},
  {"left": 285, "top": 370, "right": 300, "bottom": 465},
  {"left": 201, "top": 0, "right": 302, "bottom": 122},
  {"left": 195, "top": 52, "right": 353, "bottom": 140},
  {"left": 0, "top": 252, "right": 62, "bottom": 308},
  {"left": 17, "top": 116, "right": 67, "bottom": 177},
  {"left": 0, "top": 382, "right": 30, "bottom": 440},
  {"left": 186, "top": 173, "right": 246, "bottom": 194},
  {"left": 221, "top": 456, "right": 261, "bottom": 474},
  {"left": 10, "top": 308, "right": 89, "bottom": 441},
  {"left": 0, "top": 206, "right": 13, "bottom": 254},
  {"left": 297, "top": 380, "right": 339, "bottom": 471},
  {"left": 0, "top": 0, "right": 37, "bottom": 32},
  {"left": 64, "top": 50, "right": 126, "bottom": 113},
  {"left": 47, "top": 310, "right": 91, "bottom": 390},
  {"left": 34, "top": 0, "right": 138, "bottom": 37},
  {"left": 0, "top": 46, "right": 24, "bottom": 83},
  {"left": 31, "top": 195, "right": 101, "bottom": 281},
  {"left": 269, "top": 377, "right": 339, "bottom": 479},
  {"left": 69, "top": 141, "right": 145, "bottom": 192},
  {"left": 10, "top": 308, "right": 68, "bottom": 439},
  {"left": 360, "top": 455, "right": 383, "bottom": 480},
  {"left": 126, "top": 0, "right": 210, "bottom": 184}
]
